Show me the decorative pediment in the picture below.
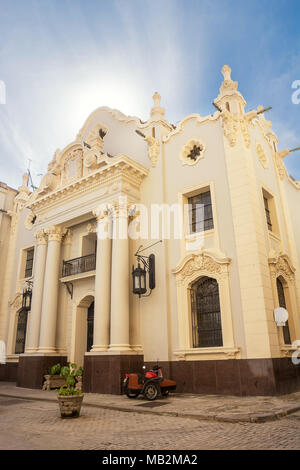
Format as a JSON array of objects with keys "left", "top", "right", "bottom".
[
  {"left": 269, "top": 253, "right": 296, "bottom": 282},
  {"left": 26, "top": 155, "right": 149, "bottom": 213},
  {"left": 9, "top": 292, "right": 23, "bottom": 312},
  {"left": 61, "top": 147, "right": 83, "bottom": 185},
  {"left": 172, "top": 251, "right": 231, "bottom": 285}
]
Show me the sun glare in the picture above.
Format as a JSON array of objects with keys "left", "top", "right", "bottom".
[{"left": 65, "top": 76, "right": 150, "bottom": 138}]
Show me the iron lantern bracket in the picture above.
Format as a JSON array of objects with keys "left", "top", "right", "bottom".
[{"left": 133, "top": 240, "right": 162, "bottom": 297}]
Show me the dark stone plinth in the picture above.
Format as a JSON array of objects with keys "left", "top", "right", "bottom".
[
  {"left": 0, "top": 362, "right": 18, "bottom": 382},
  {"left": 83, "top": 354, "right": 144, "bottom": 394},
  {"left": 3, "top": 354, "right": 299, "bottom": 396},
  {"left": 16, "top": 355, "right": 68, "bottom": 389},
  {"left": 146, "top": 358, "right": 300, "bottom": 396}
]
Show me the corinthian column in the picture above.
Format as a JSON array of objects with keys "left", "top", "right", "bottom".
[
  {"left": 38, "top": 226, "right": 65, "bottom": 353},
  {"left": 108, "top": 199, "right": 130, "bottom": 352},
  {"left": 25, "top": 229, "right": 48, "bottom": 353},
  {"left": 91, "top": 206, "right": 112, "bottom": 352}
]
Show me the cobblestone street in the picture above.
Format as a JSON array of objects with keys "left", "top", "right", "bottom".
[{"left": 0, "top": 395, "right": 300, "bottom": 450}]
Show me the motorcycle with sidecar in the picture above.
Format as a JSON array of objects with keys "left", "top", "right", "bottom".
[{"left": 123, "top": 364, "right": 176, "bottom": 401}]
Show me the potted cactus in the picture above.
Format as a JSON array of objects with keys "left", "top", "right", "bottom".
[{"left": 57, "top": 363, "right": 84, "bottom": 418}]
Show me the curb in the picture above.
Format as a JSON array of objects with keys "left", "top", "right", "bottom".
[{"left": 1, "top": 392, "right": 300, "bottom": 423}]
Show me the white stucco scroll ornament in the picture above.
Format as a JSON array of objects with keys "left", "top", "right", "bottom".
[
  {"left": 144, "top": 135, "right": 160, "bottom": 168},
  {"left": 274, "top": 307, "right": 289, "bottom": 327},
  {"left": 25, "top": 211, "right": 37, "bottom": 230},
  {"left": 256, "top": 142, "right": 268, "bottom": 169},
  {"left": 38, "top": 150, "right": 61, "bottom": 196}
]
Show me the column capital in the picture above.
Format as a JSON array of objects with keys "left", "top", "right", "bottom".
[
  {"left": 111, "top": 198, "right": 131, "bottom": 218},
  {"left": 93, "top": 204, "right": 111, "bottom": 223},
  {"left": 34, "top": 229, "right": 48, "bottom": 245},
  {"left": 45, "top": 226, "right": 67, "bottom": 242}
]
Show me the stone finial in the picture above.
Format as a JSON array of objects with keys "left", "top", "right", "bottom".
[
  {"left": 17, "top": 172, "right": 30, "bottom": 197},
  {"left": 222, "top": 65, "right": 232, "bottom": 81},
  {"left": 150, "top": 91, "right": 165, "bottom": 119},
  {"left": 153, "top": 92, "right": 161, "bottom": 108}
]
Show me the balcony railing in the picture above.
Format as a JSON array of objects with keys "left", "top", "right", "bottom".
[{"left": 62, "top": 253, "right": 96, "bottom": 278}]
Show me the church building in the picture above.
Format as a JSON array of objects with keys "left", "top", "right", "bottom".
[{"left": 0, "top": 66, "right": 300, "bottom": 395}]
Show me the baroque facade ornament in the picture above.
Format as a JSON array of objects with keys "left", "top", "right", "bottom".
[
  {"left": 173, "top": 252, "right": 231, "bottom": 285},
  {"left": 222, "top": 112, "right": 239, "bottom": 147},
  {"left": 269, "top": 253, "right": 296, "bottom": 282},
  {"left": 162, "top": 113, "right": 218, "bottom": 144},
  {"left": 45, "top": 226, "right": 67, "bottom": 242},
  {"left": 179, "top": 138, "right": 206, "bottom": 166},
  {"left": 240, "top": 119, "right": 251, "bottom": 148},
  {"left": 256, "top": 142, "right": 268, "bottom": 168},
  {"left": 25, "top": 211, "right": 37, "bottom": 230},
  {"left": 34, "top": 229, "right": 47, "bottom": 245},
  {"left": 27, "top": 156, "right": 148, "bottom": 213},
  {"left": 144, "top": 135, "right": 160, "bottom": 168},
  {"left": 61, "top": 148, "right": 83, "bottom": 184},
  {"left": 9, "top": 292, "right": 23, "bottom": 313},
  {"left": 275, "top": 153, "right": 287, "bottom": 180}
]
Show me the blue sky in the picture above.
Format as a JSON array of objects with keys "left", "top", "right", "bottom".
[{"left": 0, "top": 0, "right": 299, "bottom": 189}]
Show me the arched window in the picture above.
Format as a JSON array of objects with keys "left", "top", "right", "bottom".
[
  {"left": 276, "top": 278, "right": 291, "bottom": 344},
  {"left": 15, "top": 309, "right": 28, "bottom": 354},
  {"left": 86, "top": 301, "right": 94, "bottom": 352},
  {"left": 191, "top": 277, "right": 223, "bottom": 348}
]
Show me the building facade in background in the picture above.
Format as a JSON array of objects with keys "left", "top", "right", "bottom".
[{"left": 0, "top": 66, "right": 300, "bottom": 395}]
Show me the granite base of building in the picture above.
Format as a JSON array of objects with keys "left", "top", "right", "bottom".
[
  {"left": 0, "top": 362, "right": 18, "bottom": 382},
  {"left": 145, "top": 358, "right": 300, "bottom": 396},
  {"left": 1, "top": 356, "right": 299, "bottom": 396},
  {"left": 83, "top": 354, "right": 144, "bottom": 394},
  {"left": 16, "top": 355, "right": 68, "bottom": 389}
]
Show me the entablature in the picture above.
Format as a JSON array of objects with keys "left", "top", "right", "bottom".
[{"left": 26, "top": 155, "right": 148, "bottom": 214}]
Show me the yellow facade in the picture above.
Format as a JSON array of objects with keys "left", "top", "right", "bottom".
[{"left": 0, "top": 66, "right": 300, "bottom": 395}]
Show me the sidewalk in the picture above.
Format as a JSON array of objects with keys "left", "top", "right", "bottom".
[{"left": 1, "top": 381, "right": 300, "bottom": 423}]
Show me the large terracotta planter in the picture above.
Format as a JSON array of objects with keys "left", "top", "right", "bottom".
[{"left": 57, "top": 394, "right": 84, "bottom": 418}]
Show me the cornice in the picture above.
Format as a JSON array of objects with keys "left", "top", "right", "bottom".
[
  {"left": 162, "top": 113, "right": 220, "bottom": 144},
  {"left": 26, "top": 155, "right": 148, "bottom": 212}
]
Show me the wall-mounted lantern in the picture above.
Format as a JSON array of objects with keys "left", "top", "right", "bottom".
[
  {"left": 22, "top": 281, "right": 33, "bottom": 311},
  {"left": 132, "top": 263, "right": 147, "bottom": 296},
  {"left": 132, "top": 241, "right": 161, "bottom": 298}
]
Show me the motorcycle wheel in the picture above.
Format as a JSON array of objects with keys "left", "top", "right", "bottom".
[
  {"left": 143, "top": 383, "right": 158, "bottom": 401},
  {"left": 126, "top": 391, "right": 140, "bottom": 398}
]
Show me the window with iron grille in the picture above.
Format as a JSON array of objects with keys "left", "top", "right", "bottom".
[
  {"left": 15, "top": 309, "right": 28, "bottom": 354},
  {"left": 86, "top": 301, "right": 94, "bottom": 352},
  {"left": 263, "top": 196, "right": 272, "bottom": 231},
  {"left": 24, "top": 248, "right": 34, "bottom": 278},
  {"left": 188, "top": 190, "right": 214, "bottom": 233},
  {"left": 191, "top": 276, "right": 223, "bottom": 348},
  {"left": 276, "top": 278, "right": 291, "bottom": 345}
]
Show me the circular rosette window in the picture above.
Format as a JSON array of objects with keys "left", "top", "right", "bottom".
[{"left": 179, "top": 138, "right": 206, "bottom": 166}]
